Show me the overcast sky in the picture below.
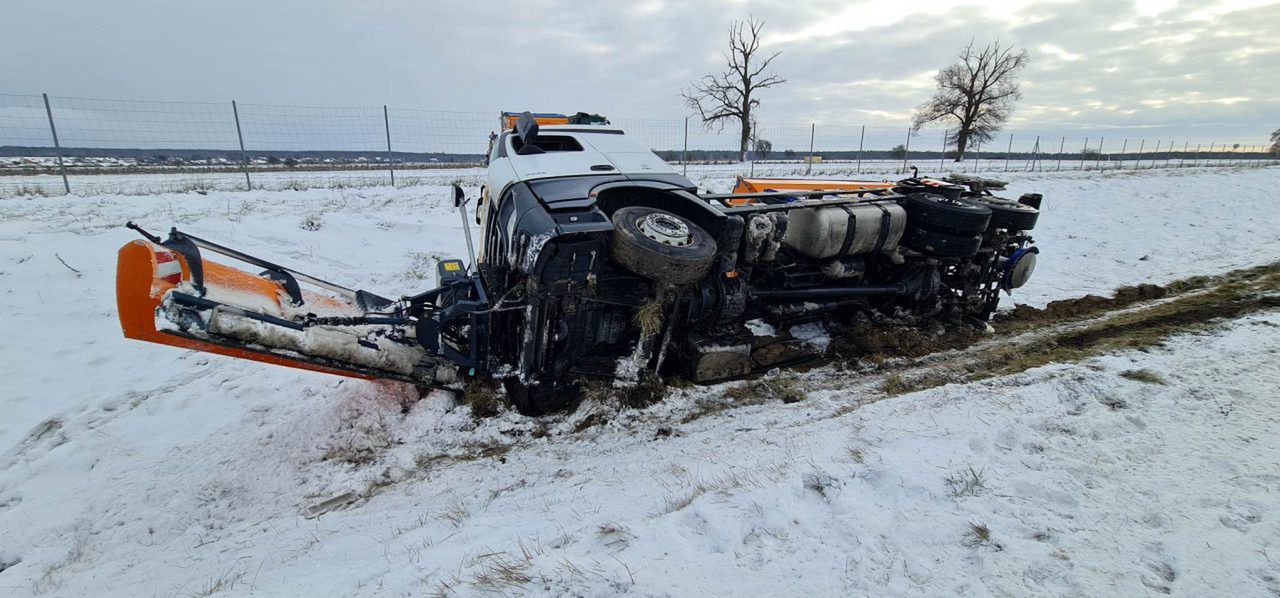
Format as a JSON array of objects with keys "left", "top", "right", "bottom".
[{"left": 3, "top": 0, "right": 1278, "bottom": 146}]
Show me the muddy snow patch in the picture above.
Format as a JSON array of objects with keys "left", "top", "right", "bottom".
[{"left": 789, "top": 321, "right": 831, "bottom": 351}]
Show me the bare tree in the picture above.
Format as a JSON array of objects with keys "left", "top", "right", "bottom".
[
  {"left": 683, "top": 18, "right": 786, "bottom": 161},
  {"left": 1271, "top": 128, "right": 1280, "bottom": 154},
  {"left": 753, "top": 138, "right": 772, "bottom": 159},
  {"left": 913, "top": 40, "right": 1030, "bottom": 162}
]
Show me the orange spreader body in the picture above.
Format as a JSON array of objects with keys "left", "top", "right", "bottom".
[
  {"left": 732, "top": 177, "right": 896, "bottom": 194},
  {"left": 116, "top": 239, "right": 376, "bottom": 380}
]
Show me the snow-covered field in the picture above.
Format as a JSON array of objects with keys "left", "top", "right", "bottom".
[
  {"left": 2, "top": 166, "right": 1279, "bottom": 596},
  {"left": 2, "top": 158, "right": 1272, "bottom": 198}
]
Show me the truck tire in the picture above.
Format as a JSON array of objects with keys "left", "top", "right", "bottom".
[
  {"left": 611, "top": 206, "right": 717, "bottom": 285},
  {"left": 504, "top": 378, "right": 579, "bottom": 416},
  {"left": 901, "top": 193, "right": 992, "bottom": 234},
  {"left": 976, "top": 197, "right": 1039, "bottom": 231},
  {"left": 901, "top": 224, "right": 982, "bottom": 258}
]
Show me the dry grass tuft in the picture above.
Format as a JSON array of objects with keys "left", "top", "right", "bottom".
[
  {"left": 460, "top": 378, "right": 505, "bottom": 419},
  {"left": 963, "top": 521, "right": 1001, "bottom": 550},
  {"left": 674, "top": 378, "right": 804, "bottom": 424},
  {"left": 12, "top": 184, "right": 52, "bottom": 197},
  {"left": 945, "top": 465, "right": 989, "bottom": 497},
  {"left": 190, "top": 565, "right": 247, "bottom": 597},
  {"left": 437, "top": 500, "right": 472, "bottom": 528},
  {"left": 880, "top": 371, "right": 952, "bottom": 396},
  {"left": 839, "top": 446, "right": 865, "bottom": 465},
  {"left": 633, "top": 299, "right": 666, "bottom": 337},
  {"left": 881, "top": 372, "right": 907, "bottom": 395},
  {"left": 299, "top": 213, "right": 324, "bottom": 231},
  {"left": 596, "top": 522, "right": 634, "bottom": 551},
  {"left": 467, "top": 552, "right": 533, "bottom": 593},
  {"left": 723, "top": 378, "right": 800, "bottom": 404},
  {"left": 590, "top": 379, "right": 670, "bottom": 410},
  {"left": 1120, "top": 369, "right": 1167, "bottom": 385},
  {"left": 656, "top": 462, "right": 788, "bottom": 516}
]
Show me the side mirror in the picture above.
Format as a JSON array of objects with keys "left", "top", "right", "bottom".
[
  {"left": 515, "top": 111, "right": 542, "bottom": 155},
  {"left": 452, "top": 183, "right": 466, "bottom": 208}
]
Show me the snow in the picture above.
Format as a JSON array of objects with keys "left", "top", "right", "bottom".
[
  {"left": 2, "top": 166, "right": 1280, "bottom": 596},
  {"left": 743, "top": 318, "right": 776, "bottom": 336},
  {"left": 788, "top": 321, "right": 831, "bottom": 351}
]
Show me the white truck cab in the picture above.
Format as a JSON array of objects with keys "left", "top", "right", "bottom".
[
  {"left": 478, "top": 113, "right": 687, "bottom": 262},
  {"left": 486, "top": 124, "right": 675, "bottom": 203}
]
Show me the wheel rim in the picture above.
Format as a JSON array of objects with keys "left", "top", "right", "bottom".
[{"left": 638, "top": 213, "right": 693, "bottom": 246}]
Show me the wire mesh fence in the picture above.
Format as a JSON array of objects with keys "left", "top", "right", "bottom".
[{"left": 1, "top": 92, "right": 1276, "bottom": 197}]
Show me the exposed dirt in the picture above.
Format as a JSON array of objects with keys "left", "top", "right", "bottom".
[
  {"left": 999, "top": 284, "right": 1168, "bottom": 327},
  {"left": 827, "top": 320, "right": 982, "bottom": 362},
  {"left": 818, "top": 261, "right": 1280, "bottom": 397},
  {"left": 999, "top": 261, "right": 1280, "bottom": 331},
  {"left": 821, "top": 260, "right": 1280, "bottom": 371}
]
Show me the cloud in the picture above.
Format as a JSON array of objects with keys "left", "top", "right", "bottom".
[{"left": 0, "top": 0, "right": 1276, "bottom": 145}]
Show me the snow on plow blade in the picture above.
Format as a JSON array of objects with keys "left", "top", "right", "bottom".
[{"left": 116, "top": 227, "right": 436, "bottom": 385}]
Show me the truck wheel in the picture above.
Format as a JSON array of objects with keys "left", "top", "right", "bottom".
[
  {"left": 504, "top": 378, "right": 579, "bottom": 416},
  {"left": 976, "top": 197, "right": 1039, "bottom": 231},
  {"left": 901, "top": 193, "right": 992, "bottom": 234},
  {"left": 611, "top": 206, "right": 716, "bottom": 285},
  {"left": 901, "top": 224, "right": 982, "bottom": 258}
]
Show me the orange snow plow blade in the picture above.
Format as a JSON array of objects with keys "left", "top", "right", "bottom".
[
  {"left": 728, "top": 177, "right": 895, "bottom": 205},
  {"left": 116, "top": 235, "right": 433, "bottom": 384}
]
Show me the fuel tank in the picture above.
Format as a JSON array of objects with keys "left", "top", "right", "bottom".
[{"left": 782, "top": 201, "right": 906, "bottom": 259}]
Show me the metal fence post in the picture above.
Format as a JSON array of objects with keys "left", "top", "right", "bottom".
[
  {"left": 41, "top": 93, "right": 71, "bottom": 195},
  {"left": 1207, "top": 143, "right": 1214, "bottom": 167},
  {"left": 1056, "top": 137, "right": 1064, "bottom": 171},
  {"left": 1166, "top": 141, "right": 1175, "bottom": 168},
  {"left": 231, "top": 100, "right": 251, "bottom": 191},
  {"left": 1030, "top": 135, "right": 1041, "bottom": 172},
  {"left": 902, "top": 127, "right": 912, "bottom": 173},
  {"left": 1096, "top": 137, "right": 1104, "bottom": 170},
  {"left": 1181, "top": 141, "right": 1188, "bottom": 167},
  {"left": 1137, "top": 139, "right": 1146, "bottom": 168},
  {"left": 855, "top": 125, "right": 865, "bottom": 174},
  {"left": 1152, "top": 140, "right": 1161, "bottom": 168},
  {"left": 1118, "top": 139, "right": 1127, "bottom": 170},
  {"left": 1004, "top": 134, "right": 1012, "bottom": 172},
  {"left": 939, "top": 130, "right": 947, "bottom": 171},
  {"left": 682, "top": 117, "right": 688, "bottom": 177},
  {"left": 1195, "top": 143, "right": 1202, "bottom": 167},
  {"left": 383, "top": 105, "right": 395, "bottom": 187},
  {"left": 1080, "top": 137, "right": 1089, "bottom": 170},
  {"left": 806, "top": 122, "right": 816, "bottom": 175}
]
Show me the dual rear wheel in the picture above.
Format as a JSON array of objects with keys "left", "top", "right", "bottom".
[{"left": 900, "top": 192, "right": 1038, "bottom": 258}]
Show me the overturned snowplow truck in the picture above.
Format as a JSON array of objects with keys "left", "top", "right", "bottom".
[{"left": 117, "top": 112, "right": 1042, "bottom": 415}]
